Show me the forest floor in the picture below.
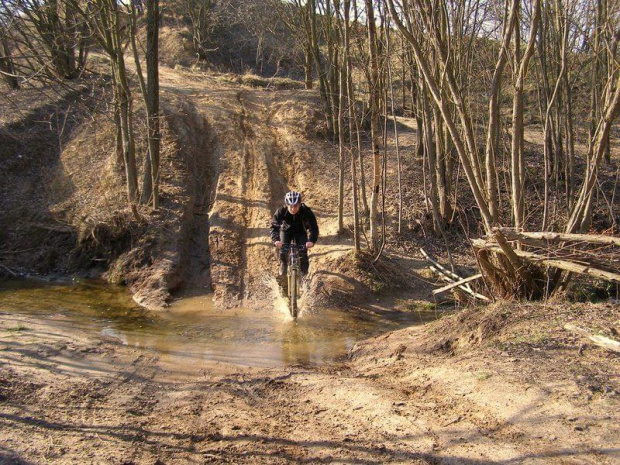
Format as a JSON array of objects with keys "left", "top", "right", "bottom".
[{"left": 1, "top": 66, "right": 619, "bottom": 463}]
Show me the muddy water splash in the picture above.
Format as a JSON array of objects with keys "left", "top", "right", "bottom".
[{"left": 0, "top": 279, "right": 434, "bottom": 367}]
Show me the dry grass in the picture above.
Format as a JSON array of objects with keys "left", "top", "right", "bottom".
[{"left": 159, "top": 26, "right": 196, "bottom": 68}]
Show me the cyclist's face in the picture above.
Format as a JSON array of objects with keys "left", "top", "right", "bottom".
[{"left": 288, "top": 203, "right": 300, "bottom": 214}]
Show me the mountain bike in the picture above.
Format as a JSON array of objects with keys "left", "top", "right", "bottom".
[{"left": 282, "top": 241, "right": 305, "bottom": 319}]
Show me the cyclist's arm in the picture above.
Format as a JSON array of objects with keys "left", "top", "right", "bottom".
[
  {"left": 306, "top": 208, "right": 319, "bottom": 243},
  {"left": 269, "top": 208, "right": 284, "bottom": 244}
]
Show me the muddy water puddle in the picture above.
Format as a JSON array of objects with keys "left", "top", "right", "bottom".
[{"left": 0, "top": 279, "right": 435, "bottom": 367}]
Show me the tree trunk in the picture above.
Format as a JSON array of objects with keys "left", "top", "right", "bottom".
[
  {"left": 422, "top": 89, "right": 441, "bottom": 235},
  {"left": 309, "top": 0, "right": 332, "bottom": 134},
  {"left": 0, "top": 32, "right": 19, "bottom": 89},
  {"left": 510, "top": 0, "right": 541, "bottom": 230},
  {"left": 336, "top": 0, "right": 345, "bottom": 234},
  {"left": 563, "top": 74, "right": 575, "bottom": 209},
  {"left": 365, "top": 0, "right": 381, "bottom": 249},
  {"left": 146, "top": 0, "right": 160, "bottom": 210},
  {"left": 111, "top": 4, "right": 138, "bottom": 205},
  {"left": 386, "top": 31, "right": 403, "bottom": 234},
  {"left": 304, "top": 45, "right": 313, "bottom": 89},
  {"left": 567, "top": 80, "right": 620, "bottom": 232},
  {"left": 342, "top": 0, "right": 359, "bottom": 251}
]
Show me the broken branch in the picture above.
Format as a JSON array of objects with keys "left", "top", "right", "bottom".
[{"left": 564, "top": 323, "right": 620, "bottom": 354}]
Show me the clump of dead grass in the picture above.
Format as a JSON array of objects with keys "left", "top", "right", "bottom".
[
  {"left": 310, "top": 250, "right": 410, "bottom": 308},
  {"left": 240, "top": 73, "right": 305, "bottom": 90},
  {"left": 426, "top": 300, "right": 620, "bottom": 357}
]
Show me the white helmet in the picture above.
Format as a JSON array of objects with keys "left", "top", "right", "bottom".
[{"left": 284, "top": 191, "right": 301, "bottom": 206}]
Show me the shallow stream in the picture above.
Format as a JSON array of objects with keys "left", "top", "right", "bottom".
[{"left": 0, "top": 279, "right": 435, "bottom": 367}]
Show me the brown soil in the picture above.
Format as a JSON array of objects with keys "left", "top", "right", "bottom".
[
  {"left": 0, "top": 64, "right": 430, "bottom": 310},
  {"left": 0, "top": 74, "right": 217, "bottom": 310},
  {"left": 1, "top": 300, "right": 618, "bottom": 463}
]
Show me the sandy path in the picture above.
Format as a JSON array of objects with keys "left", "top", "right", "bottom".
[
  {"left": 235, "top": 91, "right": 288, "bottom": 303},
  {"left": 3, "top": 308, "right": 617, "bottom": 464},
  {"left": 157, "top": 72, "right": 293, "bottom": 308}
]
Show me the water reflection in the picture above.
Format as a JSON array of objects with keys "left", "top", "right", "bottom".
[{"left": 0, "top": 279, "right": 434, "bottom": 367}]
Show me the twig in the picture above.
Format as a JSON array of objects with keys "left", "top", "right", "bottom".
[
  {"left": 564, "top": 323, "right": 620, "bottom": 354},
  {"left": 432, "top": 274, "right": 483, "bottom": 295},
  {"left": 0, "top": 263, "right": 18, "bottom": 276}
]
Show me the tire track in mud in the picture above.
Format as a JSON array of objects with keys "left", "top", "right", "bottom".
[
  {"left": 204, "top": 89, "right": 257, "bottom": 307},
  {"left": 156, "top": 74, "right": 295, "bottom": 307},
  {"left": 237, "top": 91, "right": 252, "bottom": 301},
  {"left": 228, "top": 91, "right": 290, "bottom": 304},
  {"left": 155, "top": 72, "right": 303, "bottom": 307}
]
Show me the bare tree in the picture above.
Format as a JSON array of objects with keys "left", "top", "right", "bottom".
[
  {"left": 185, "top": 0, "right": 219, "bottom": 60},
  {"left": 4, "top": 0, "right": 87, "bottom": 79},
  {"left": 365, "top": 0, "right": 382, "bottom": 249},
  {"left": 0, "top": 21, "right": 19, "bottom": 89},
  {"left": 509, "top": 0, "right": 542, "bottom": 231},
  {"left": 76, "top": 0, "right": 139, "bottom": 206}
]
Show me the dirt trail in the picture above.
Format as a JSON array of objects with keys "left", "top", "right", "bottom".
[
  {"left": 1, "top": 314, "right": 431, "bottom": 464},
  {"left": 204, "top": 88, "right": 288, "bottom": 307},
  {"left": 2, "top": 305, "right": 618, "bottom": 464},
  {"left": 155, "top": 75, "right": 280, "bottom": 306},
  {"left": 235, "top": 91, "right": 288, "bottom": 302},
  {"left": 157, "top": 68, "right": 360, "bottom": 308}
]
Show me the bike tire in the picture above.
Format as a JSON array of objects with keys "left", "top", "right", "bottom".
[{"left": 289, "top": 268, "right": 298, "bottom": 318}]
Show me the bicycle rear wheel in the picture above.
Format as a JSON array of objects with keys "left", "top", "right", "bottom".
[{"left": 289, "top": 268, "right": 298, "bottom": 318}]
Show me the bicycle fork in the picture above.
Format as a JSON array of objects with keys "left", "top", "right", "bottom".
[{"left": 288, "top": 269, "right": 301, "bottom": 298}]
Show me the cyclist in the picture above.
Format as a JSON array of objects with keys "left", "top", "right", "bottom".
[{"left": 270, "top": 191, "right": 319, "bottom": 278}]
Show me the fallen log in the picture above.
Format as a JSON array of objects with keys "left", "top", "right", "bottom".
[
  {"left": 421, "top": 249, "right": 489, "bottom": 302},
  {"left": 564, "top": 323, "right": 620, "bottom": 354},
  {"left": 495, "top": 229, "right": 546, "bottom": 248},
  {"left": 420, "top": 248, "right": 462, "bottom": 283},
  {"left": 472, "top": 242, "right": 620, "bottom": 283},
  {"left": 429, "top": 266, "right": 490, "bottom": 302},
  {"left": 497, "top": 228, "right": 620, "bottom": 247}
]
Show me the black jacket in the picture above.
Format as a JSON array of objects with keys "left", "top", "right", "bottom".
[{"left": 270, "top": 204, "right": 319, "bottom": 243}]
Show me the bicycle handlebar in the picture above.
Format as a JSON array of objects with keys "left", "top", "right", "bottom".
[{"left": 281, "top": 243, "right": 306, "bottom": 251}]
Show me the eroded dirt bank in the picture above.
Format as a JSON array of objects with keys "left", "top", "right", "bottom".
[
  {"left": 0, "top": 74, "right": 219, "bottom": 311},
  {"left": 1, "top": 301, "right": 618, "bottom": 463}
]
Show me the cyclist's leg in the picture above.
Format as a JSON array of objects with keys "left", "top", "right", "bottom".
[
  {"left": 297, "top": 231, "right": 309, "bottom": 275},
  {"left": 279, "top": 229, "right": 293, "bottom": 274}
]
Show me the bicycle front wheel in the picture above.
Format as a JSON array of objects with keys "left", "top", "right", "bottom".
[{"left": 289, "top": 268, "right": 298, "bottom": 318}]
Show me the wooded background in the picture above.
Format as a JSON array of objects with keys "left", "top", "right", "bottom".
[{"left": 1, "top": 0, "right": 619, "bottom": 299}]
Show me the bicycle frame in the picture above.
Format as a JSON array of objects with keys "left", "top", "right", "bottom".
[
  {"left": 282, "top": 240, "right": 305, "bottom": 318},
  {"left": 286, "top": 244, "right": 301, "bottom": 272}
]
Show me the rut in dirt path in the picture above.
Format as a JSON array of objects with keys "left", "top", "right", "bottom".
[
  {"left": 208, "top": 89, "right": 290, "bottom": 307},
  {"left": 237, "top": 91, "right": 291, "bottom": 302}
]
